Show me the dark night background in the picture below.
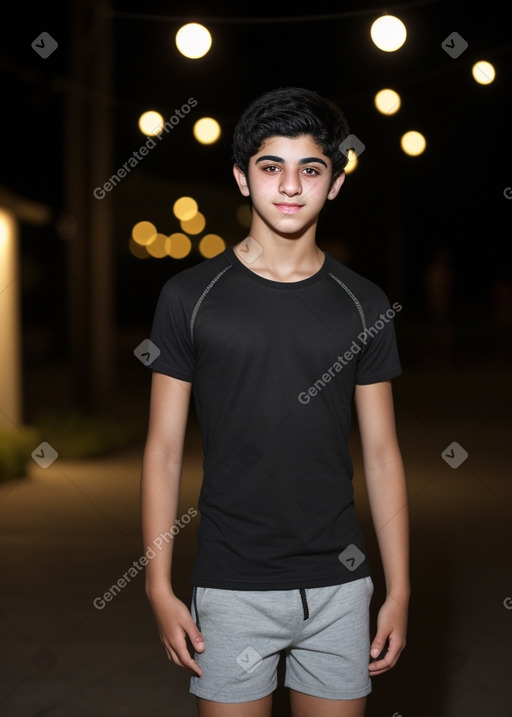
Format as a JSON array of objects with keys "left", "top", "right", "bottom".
[
  {"left": 1, "top": 2, "right": 512, "bottom": 716},
  {"left": 2, "top": 0, "right": 511, "bottom": 394}
]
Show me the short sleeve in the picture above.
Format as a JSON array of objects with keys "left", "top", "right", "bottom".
[
  {"left": 147, "top": 278, "right": 196, "bottom": 381},
  {"left": 355, "top": 298, "right": 402, "bottom": 385}
]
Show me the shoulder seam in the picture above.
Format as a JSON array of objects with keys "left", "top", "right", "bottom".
[
  {"left": 328, "top": 272, "right": 367, "bottom": 331},
  {"left": 189, "top": 265, "right": 232, "bottom": 347}
]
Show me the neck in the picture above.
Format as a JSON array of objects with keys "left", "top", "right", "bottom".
[
  {"left": 234, "top": 229, "right": 325, "bottom": 283},
  {"left": 247, "top": 212, "right": 321, "bottom": 268}
]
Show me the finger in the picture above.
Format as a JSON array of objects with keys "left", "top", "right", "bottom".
[
  {"left": 165, "top": 637, "right": 203, "bottom": 677},
  {"left": 370, "top": 633, "right": 390, "bottom": 661},
  {"left": 368, "top": 659, "right": 391, "bottom": 675},
  {"left": 187, "top": 625, "right": 205, "bottom": 653},
  {"left": 369, "top": 640, "right": 404, "bottom": 674},
  {"left": 172, "top": 650, "right": 203, "bottom": 677},
  {"left": 369, "top": 653, "right": 394, "bottom": 672},
  {"left": 170, "top": 647, "right": 203, "bottom": 677}
]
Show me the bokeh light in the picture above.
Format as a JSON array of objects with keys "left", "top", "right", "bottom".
[
  {"left": 400, "top": 131, "right": 426, "bottom": 156},
  {"left": 173, "top": 196, "right": 198, "bottom": 221},
  {"left": 344, "top": 149, "right": 358, "bottom": 174},
  {"left": 138, "top": 111, "right": 164, "bottom": 136},
  {"left": 180, "top": 211, "right": 206, "bottom": 235},
  {"left": 129, "top": 237, "right": 150, "bottom": 259},
  {"left": 472, "top": 60, "right": 496, "bottom": 85},
  {"left": 168, "top": 233, "right": 192, "bottom": 259},
  {"left": 132, "top": 221, "right": 157, "bottom": 246},
  {"left": 370, "top": 15, "right": 407, "bottom": 52},
  {"left": 175, "top": 23, "right": 212, "bottom": 59},
  {"left": 146, "top": 233, "right": 169, "bottom": 258},
  {"left": 193, "top": 117, "right": 221, "bottom": 145},
  {"left": 374, "top": 89, "right": 401, "bottom": 115},
  {"left": 199, "top": 234, "right": 226, "bottom": 258},
  {"left": 236, "top": 205, "right": 252, "bottom": 228}
]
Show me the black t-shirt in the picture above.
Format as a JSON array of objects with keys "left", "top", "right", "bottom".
[{"left": 149, "top": 245, "right": 402, "bottom": 590}]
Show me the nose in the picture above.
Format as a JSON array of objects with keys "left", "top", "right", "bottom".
[{"left": 279, "top": 168, "right": 302, "bottom": 197}]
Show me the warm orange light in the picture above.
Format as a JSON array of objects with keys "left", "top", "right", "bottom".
[
  {"left": 168, "top": 233, "right": 192, "bottom": 258},
  {"left": 129, "top": 237, "right": 150, "bottom": 258},
  {"left": 180, "top": 212, "right": 206, "bottom": 235},
  {"left": 173, "top": 196, "right": 198, "bottom": 221},
  {"left": 146, "top": 233, "right": 169, "bottom": 258},
  {"left": 199, "top": 234, "right": 226, "bottom": 258},
  {"left": 132, "top": 221, "right": 157, "bottom": 246}
]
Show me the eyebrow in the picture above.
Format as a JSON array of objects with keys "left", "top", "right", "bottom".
[{"left": 255, "top": 154, "right": 328, "bottom": 168}]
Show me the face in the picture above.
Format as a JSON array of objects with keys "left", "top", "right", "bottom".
[{"left": 233, "top": 135, "right": 345, "bottom": 237}]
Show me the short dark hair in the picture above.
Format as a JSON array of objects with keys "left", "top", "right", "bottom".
[{"left": 232, "top": 87, "right": 350, "bottom": 183}]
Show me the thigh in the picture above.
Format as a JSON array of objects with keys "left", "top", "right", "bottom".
[
  {"left": 285, "top": 577, "right": 374, "bottom": 701},
  {"left": 290, "top": 690, "right": 366, "bottom": 717},
  {"left": 197, "top": 694, "right": 272, "bottom": 717},
  {"left": 189, "top": 587, "right": 293, "bottom": 704}
]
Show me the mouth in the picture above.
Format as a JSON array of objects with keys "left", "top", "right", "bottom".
[{"left": 274, "top": 203, "right": 304, "bottom": 214}]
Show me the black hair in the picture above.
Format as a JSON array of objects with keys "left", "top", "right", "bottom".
[{"left": 232, "top": 87, "right": 350, "bottom": 183}]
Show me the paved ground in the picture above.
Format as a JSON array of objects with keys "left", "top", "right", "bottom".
[{"left": 1, "top": 362, "right": 511, "bottom": 716}]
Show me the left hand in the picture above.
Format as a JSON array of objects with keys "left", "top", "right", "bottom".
[{"left": 368, "top": 595, "right": 408, "bottom": 675}]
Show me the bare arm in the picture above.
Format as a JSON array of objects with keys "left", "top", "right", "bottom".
[
  {"left": 354, "top": 380, "right": 409, "bottom": 676},
  {"left": 141, "top": 371, "right": 204, "bottom": 676}
]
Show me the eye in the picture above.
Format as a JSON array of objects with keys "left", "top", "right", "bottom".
[
  {"left": 262, "top": 165, "right": 280, "bottom": 173},
  {"left": 302, "top": 167, "right": 320, "bottom": 175}
]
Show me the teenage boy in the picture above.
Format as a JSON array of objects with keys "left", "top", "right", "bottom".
[{"left": 141, "top": 87, "right": 409, "bottom": 717}]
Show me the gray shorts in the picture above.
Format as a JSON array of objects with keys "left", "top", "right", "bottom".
[{"left": 189, "top": 577, "right": 373, "bottom": 703}]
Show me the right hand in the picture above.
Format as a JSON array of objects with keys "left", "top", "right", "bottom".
[{"left": 147, "top": 587, "right": 205, "bottom": 677}]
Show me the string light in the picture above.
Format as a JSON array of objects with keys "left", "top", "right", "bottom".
[
  {"left": 400, "top": 130, "right": 426, "bottom": 156},
  {"left": 175, "top": 23, "right": 212, "bottom": 58},
  {"left": 193, "top": 117, "right": 221, "bottom": 144},
  {"left": 344, "top": 149, "right": 358, "bottom": 173},
  {"left": 370, "top": 15, "right": 407, "bottom": 52},
  {"left": 138, "top": 111, "right": 164, "bottom": 135},
  {"left": 374, "top": 89, "right": 401, "bottom": 115},
  {"left": 472, "top": 60, "right": 496, "bottom": 85}
]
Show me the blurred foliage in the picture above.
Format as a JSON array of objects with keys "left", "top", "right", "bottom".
[
  {"left": 0, "top": 426, "right": 41, "bottom": 482},
  {"left": 0, "top": 412, "right": 146, "bottom": 482},
  {"left": 33, "top": 411, "right": 146, "bottom": 460}
]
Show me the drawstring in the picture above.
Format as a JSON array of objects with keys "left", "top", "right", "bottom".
[
  {"left": 299, "top": 588, "right": 309, "bottom": 620},
  {"left": 194, "top": 586, "right": 310, "bottom": 626},
  {"left": 193, "top": 586, "right": 201, "bottom": 631}
]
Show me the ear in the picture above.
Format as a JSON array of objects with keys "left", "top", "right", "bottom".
[
  {"left": 233, "top": 164, "right": 250, "bottom": 197},
  {"left": 327, "top": 171, "right": 345, "bottom": 200}
]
